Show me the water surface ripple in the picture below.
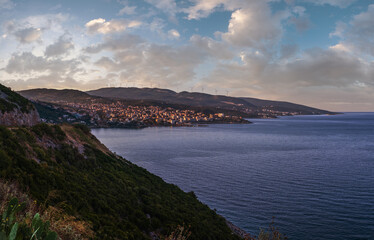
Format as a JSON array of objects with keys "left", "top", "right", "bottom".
[{"left": 92, "top": 113, "right": 374, "bottom": 240}]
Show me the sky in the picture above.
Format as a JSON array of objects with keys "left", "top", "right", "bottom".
[{"left": 0, "top": 0, "right": 373, "bottom": 111}]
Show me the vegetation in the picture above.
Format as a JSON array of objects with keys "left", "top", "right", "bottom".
[
  {"left": 0, "top": 84, "right": 34, "bottom": 114},
  {"left": 0, "top": 180, "right": 94, "bottom": 240},
  {"left": 0, "top": 123, "right": 241, "bottom": 240},
  {"left": 0, "top": 197, "right": 57, "bottom": 240}
]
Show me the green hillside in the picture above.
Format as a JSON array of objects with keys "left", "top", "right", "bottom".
[
  {"left": 0, "top": 123, "right": 240, "bottom": 240},
  {"left": 0, "top": 84, "right": 35, "bottom": 113}
]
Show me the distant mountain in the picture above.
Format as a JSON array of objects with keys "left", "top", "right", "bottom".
[
  {"left": 87, "top": 87, "right": 333, "bottom": 115},
  {"left": 241, "top": 97, "right": 332, "bottom": 115},
  {"left": 19, "top": 87, "right": 334, "bottom": 117},
  {"left": 19, "top": 88, "right": 105, "bottom": 104},
  {"left": 87, "top": 87, "right": 257, "bottom": 111}
]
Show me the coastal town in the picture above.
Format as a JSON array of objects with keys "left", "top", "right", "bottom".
[{"left": 38, "top": 101, "right": 249, "bottom": 128}]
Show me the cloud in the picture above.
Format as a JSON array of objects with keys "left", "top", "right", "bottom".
[
  {"left": 1, "top": 74, "right": 81, "bottom": 90},
  {"left": 198, "top": 46, "right": 374, "bottom": 111},
  {"left": 94, "top": 57, "right": 121, "bottom": 72},
  {"left": 22, "top": 13, "right": 68, "bottom": 32},
  {"left": 329, "top": 21, "right": 346, "bottom": 38},
  {"left": 13, "top": 27, "right": 42, "bottom": 43},
  {"left": 289, "top": 15, "right": 311, "bottom": 32},
  {"left": 4, "top": 52, "right": 81, "bottom": 75},
  {"left": 301, "top": 0, "right": 357, "bottom": 8},
  {"left": 0, "top": 0, "right": 15, "bottom": 9},
  {"left": 168, "top": 29, "right": 180, "bottom": 39},
  {"left": 3, "top": 13, "right": 69, "bottom": 43},
  {"left": 219, "top": 1, "right": 289, "bottom": 49},
  {"left": 345, "top": 4, "right": 374, "bottom": 55},
  {"left": 330, "top": 4, "right": 374, "bottom": 56},
  {"left": 91, "top": 39, "right": 205, "bottom": 87},
  {"left": 190, "top": 35, "right": 234, "bottom": 59},
  {"left": 118, "top": 6, "right": 137, "bottom": 16},
  {"left": 83, "top": 34, "right": 144, "bottom": 54},
  {"left": 185, "top": 0, "right": 227, "bottom": 20},
  {"left": 145, "top": 0, "right": 178, "bottom": 17},
  {"left": 279, "top": 44, "right": 299, "bottom": 59},
  {"left": 45, "top": 35, "right": 74, "bottom": 57},
  {"left": 85, "top": 18, "right": 142, "bottom": 35}
]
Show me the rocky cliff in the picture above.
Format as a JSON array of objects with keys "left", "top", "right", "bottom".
[{"left": 0, "top": 84, "right": 40, "bottom": 126}]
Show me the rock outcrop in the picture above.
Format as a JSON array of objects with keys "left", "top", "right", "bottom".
[
  {"left": 0, "top": 84, "right": 40, "bottom": 126},
  {"left": 0, "top": 107, "right": 40, "bottom": 126}
]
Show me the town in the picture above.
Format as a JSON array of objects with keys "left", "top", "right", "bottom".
[{"left": 39, "top": 101, "right": 249, "bottom": 128}]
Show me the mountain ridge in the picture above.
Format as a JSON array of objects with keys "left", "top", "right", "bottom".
[{"left": 19, "top": 87, "right": 334, "bottom": 117}]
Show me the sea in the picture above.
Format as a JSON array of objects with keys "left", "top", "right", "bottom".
[{"left": 92, "top": 112, "right": 374, "bottom": 240}]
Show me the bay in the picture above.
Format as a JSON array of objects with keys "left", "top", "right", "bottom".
[{"left": 92, "top": 113, "right": 374, "bottom": 240}]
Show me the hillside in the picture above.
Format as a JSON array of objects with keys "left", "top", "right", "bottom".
[
  {"left": 0, "top": 85, "right": 244, "bottom": 239},
  {"left": 19, "top": 88, "right": 106, "bottom": 104},
  {"left": 19, "top": 87, "right": 334, "bottom": 118},
  {"left": 0, "top": 123, "right": 241, "bottom": 240},
  {"left": 0, "top": 84, "right": 40, "bottom": 126},
  {"left": 87, "top": 87, "right": 333, "bottom": 115},
  {"left": 241, "top": 97, "right": 331, "bottom": 115},
  {"left": 87, "top": 87, "right": 257, "bottom": 111}
]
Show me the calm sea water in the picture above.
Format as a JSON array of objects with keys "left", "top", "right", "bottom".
[{"left": 92, "top": 113, "right": 374, "bottom": 240}]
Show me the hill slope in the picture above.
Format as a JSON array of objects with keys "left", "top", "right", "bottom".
[
  {"left": 0, "top": 123, "right": 240, "bottom": 239},
  {"left": 241, "top": 97, "right": 331, "bottom": 115},
  {"left": 87, "top": 87, "right": 332, "bottom": 115},
  {"left": 0, "top": 84, "right": 40, "bottom": 126},
  {"left": 0, "top": 85, "right": 242, "bottom": 239},
  {"left": 19, "top": 88, "right": 105, "bottom": 104},
  {"left": 87, "top": 87, "right": 257, "bottom": 111}
]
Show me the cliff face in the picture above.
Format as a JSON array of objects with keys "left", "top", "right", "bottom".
[
  {"left": 0, "top": 84, "right": 40, "bottom": 126},
  {"left": 0, "top": 107, "right": 40, "bottom": 126}
]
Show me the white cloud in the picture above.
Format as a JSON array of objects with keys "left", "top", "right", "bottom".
[
  {"left": 330, "top": 4, "right": 374, "bottom": 56},
  {"left": 3, "top": 13, "right": 69, "bottom": 44},
  {"left": 118, "top": 6, "right": 137, "bottom": 16},
  {"left": 168, "top": 29, "right": 180, "bottom": 39},
  {"left": 185, "top": 0, "right": 227, "bottom": 20},
  {"left": 219, "top": 1, "right": 289, "bottom": 49},
  {"left": 85, "top": 18, "right": 142, "bottom": 35},
  {"left": 329, "top": 43, "right": 351, "bottom": 53},
  {"left": 13, "top": 27, "right": 42, "bottom": 43}
]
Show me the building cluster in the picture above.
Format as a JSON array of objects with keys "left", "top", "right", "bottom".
[
  {"left": 56, "top": 101, "right": 246, "bottom": 127},
  {"left": 257, "top": 107, "right": 301, "bottom": 118}
]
